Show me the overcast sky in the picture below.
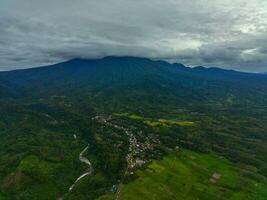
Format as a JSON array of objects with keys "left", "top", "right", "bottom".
[{"left": 0, "top": 0, "right": 267, "bottom": 72}]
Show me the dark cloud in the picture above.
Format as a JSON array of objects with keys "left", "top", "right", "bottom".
[{"left": 0, "top": 0, "right": 267, "bottom": 72}]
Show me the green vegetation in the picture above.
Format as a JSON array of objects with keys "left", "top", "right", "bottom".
[
  {"left": 18, "top": 155, "right": 62, "bottom": 178},
  {"left": 113, "top": 113, "right": 195, "bottom": 127},
  {"left": 100, "top": 149, "right": 267, "bottom": 200},
  {"left": 0, "top": 57, "right": 267, "bottom": 199},
  {"left": 0, "top": 191, "right": 10, "bottom": 200}
]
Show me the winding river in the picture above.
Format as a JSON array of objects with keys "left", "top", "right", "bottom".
[
  {"left": 68, "top": 146, "right": 93, "bottom": 191},
  {"left": 58, "top": 145, "right": 93, "bottom": 200}
]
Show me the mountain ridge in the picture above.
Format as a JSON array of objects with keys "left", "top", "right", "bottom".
[
  {"left": 1, "top": 56, "right": 267, "bottom": 100},
  {"left": 1, "top": 56, "right": 266, "bottom": 85},
  {"left": 0, "top": 56, "right": 257, "bottom": 75}
]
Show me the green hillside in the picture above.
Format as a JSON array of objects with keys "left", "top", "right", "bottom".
[{"left": 0, "top": 57, "right": 267, "bottom": 199}]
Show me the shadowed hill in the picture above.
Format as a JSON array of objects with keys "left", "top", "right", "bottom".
[{"left": 1, "top": 56, "right": 267, "bottom": 99}]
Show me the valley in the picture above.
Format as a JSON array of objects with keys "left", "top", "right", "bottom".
[{"left": 0, "top": 57, "right": 267, "bottom": 199}]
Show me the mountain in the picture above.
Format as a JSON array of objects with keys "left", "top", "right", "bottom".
[
  {"left": 0, "top": 57, "right": 267, "bottom": 200},
  {"left": 1, "top": 56, "right": 267, "bottom": 109},
  {"left": 1, "top": 56, "right": 266, "bottom": 88}
]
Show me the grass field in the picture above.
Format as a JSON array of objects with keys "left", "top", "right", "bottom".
[
  {"left": 98, "top": 149, "right": 267, "bottom": 200},
  {"left": 113, "top": 113, "right": 195, "bottom": 127}
]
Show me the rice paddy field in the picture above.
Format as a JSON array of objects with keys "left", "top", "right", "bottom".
[{"left": 98, "top": 149, "right": 267, "bottom": 200}]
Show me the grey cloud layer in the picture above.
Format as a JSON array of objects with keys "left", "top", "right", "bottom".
[{"left": 0, "top": 0, "right": 267, "bottom": 71}]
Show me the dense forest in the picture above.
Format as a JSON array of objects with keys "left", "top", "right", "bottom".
[{"left": 0, "top": 57, "right": 267, "bottom": 199}]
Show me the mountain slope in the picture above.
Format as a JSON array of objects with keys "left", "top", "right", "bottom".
[
  {"left": 1, "top": 56, "right": 267, "bottom": 100},
  {"left": 0, "top": 57, "right": 267, "bottom": 200}
]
